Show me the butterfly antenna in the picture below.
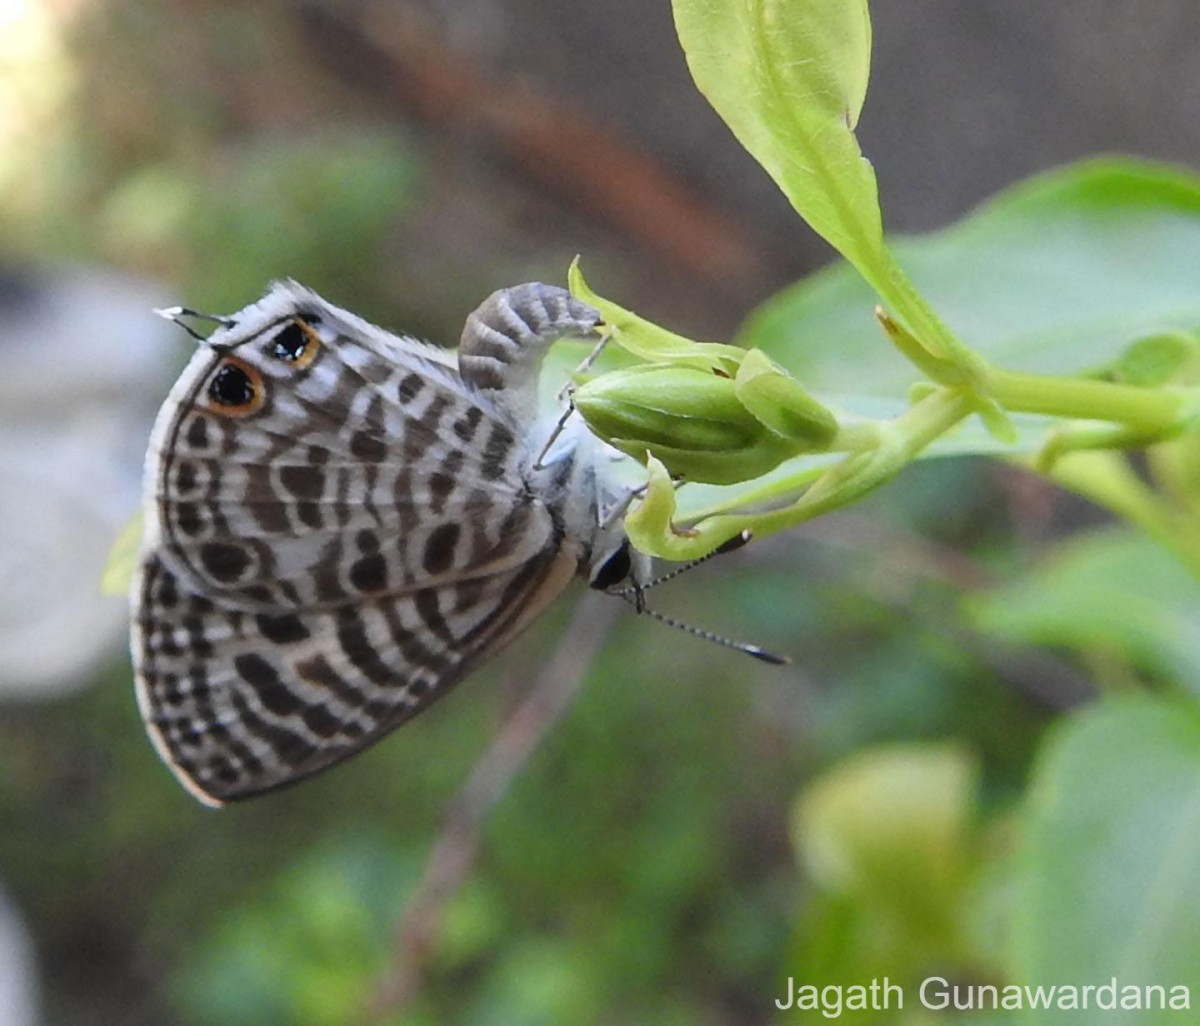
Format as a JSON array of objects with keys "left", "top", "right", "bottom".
[
  {"left": 612, "top": 530, "right": 752, "bottom": 596},
  {"left": 618, "top": 592, "right": 789, "bottom": 665},
  {"left": 154, "top": 306, "right": 235, "bottom": 342}
]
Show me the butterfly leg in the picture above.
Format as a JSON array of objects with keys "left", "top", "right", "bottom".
[
  {"left": 459, "top": 283, "right": 600, "bottom": 423},
  {"left": 598, "top": 481, "right": 647, "bottom": 530},
  {"left": 556, "top": 325, "right": 612, "bottom": 403},
  {"left": 533, "top": 402, "right": 579, "bottom": 471}
]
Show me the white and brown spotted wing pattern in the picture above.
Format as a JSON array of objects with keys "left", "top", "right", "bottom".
[{"left": 132, "top": 281, "right": 645, "bottom": 806}]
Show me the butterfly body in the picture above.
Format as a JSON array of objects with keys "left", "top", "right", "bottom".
[{"left": 132, "top": 281, "right": 645, "bottom": 805}]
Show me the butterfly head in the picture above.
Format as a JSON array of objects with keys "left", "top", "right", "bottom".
[{"left": 588, "top": 536, "right": 641, "bottom": 592}]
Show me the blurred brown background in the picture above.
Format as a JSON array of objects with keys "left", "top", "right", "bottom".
[{"left": 10, "top": 0, "right": 1199, "bottom": 338}]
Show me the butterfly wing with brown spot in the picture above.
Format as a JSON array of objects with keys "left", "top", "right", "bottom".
[{"left": 132, "top": 281, "right": 605, "bottom": 804}]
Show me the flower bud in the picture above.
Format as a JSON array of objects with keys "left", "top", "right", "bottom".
[{"left": 575, "top": 364, "right": 808, "bottom": 484}]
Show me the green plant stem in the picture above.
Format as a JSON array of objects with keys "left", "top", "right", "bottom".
[
  {"left": 680, "top": 387, "right": 975, "bottom": 542},
  {"left": 829, "top": 421, "right": 884, "bottom": 452},
  {"left": 631, "top": 351, "right": 1200, "bottom": 562},
  {"left": 988, "top": 369, "right": 1187, "bottom": 433},
  {"left": 1049, "top": 451, "right": 1200, "bottom": 578}
]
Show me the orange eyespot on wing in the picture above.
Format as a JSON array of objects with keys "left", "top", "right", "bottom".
[
  {"left": 269, "top": 318, "right": 322, "bottom": 369},
  {"left": 204, "top": 356, "right": 265, "bottom": 417}
]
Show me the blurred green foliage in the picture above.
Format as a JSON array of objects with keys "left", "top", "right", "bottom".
[
  {"left": 1013, "top": 697, "right": 1200, "bottom": 1021},
  {"left": 99, "top": 131, "right": 420, "bottom": 312}
]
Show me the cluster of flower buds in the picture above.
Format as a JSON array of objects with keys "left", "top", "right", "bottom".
[{"left": 569, "top": 262, "right": 841, "bottom": 486}]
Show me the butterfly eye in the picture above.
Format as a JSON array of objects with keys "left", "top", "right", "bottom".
[
  {"left": 270, "top": 318, "right": 322, "bottom": 369},
  {"left": 205, "top": 357, "right": 265, "bottom": 417},
  {"left": 590, "top": 541, "right": 633, "bottom": 591}
]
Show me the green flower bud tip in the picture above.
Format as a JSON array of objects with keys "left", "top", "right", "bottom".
[
  {"left": 876, "top": 307, "right": 973, "bottom": 387},
  {"left": 734, "top": 348, "right": 839, "bottom": 444},
  {"left": 793, "top": 744, "right": 975, "bottom": 906}
]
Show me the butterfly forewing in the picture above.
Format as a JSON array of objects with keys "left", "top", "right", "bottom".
[{"left": 150, "top": 300, "right": 555, "bottom": 612}]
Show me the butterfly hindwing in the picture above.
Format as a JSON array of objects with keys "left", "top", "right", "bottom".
[{"left": 133, "top": 543, "right": 576, "bottom": 804}]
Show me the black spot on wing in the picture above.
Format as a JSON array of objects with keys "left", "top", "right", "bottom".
[
  {"left": 453, "top": 406, "right": 484, "bottom": 442},
  {"left": 229, "top": 689, "right": 313, "bottom": 768},
  {"left": 350, "top": 430, "right": 387, "bottom": 463},
  {"left": 397, "top": 372, "right": 425, "bottom": 403},
  {"left": 414, "top": 589, "right": 454, "bottom": 647},
  {"left": 404, "top": 396, "right": 450, "bottom": 461},
  {"left": 350, "top": 553, "right": 388, "bottom": 593},
  {"left": 301, "top": 704, "right": 343, "bottom": 739},
  {"left": 336, "top": 609, "right": 396, "bottom": 688},
  {"left": 157, "top": 570, "right": 179, "bottom": 609},
  {"left": 234, "top": 653, "right": 301, "bottom": 717},
  {"left": 174, "top": 503, "right": 203, "bottom": 538},
  {"left": 185, "top": 416, "right": 210, "bottom": 451},
  {"left": 280, "top": 465, "right": 325, "bottom": 500},
  {"left": 480, "top": 422, "right": 515, "bottom": 480},
  {"left": 296, "top": 653, "right": 368, "bottom": 709},
  {"left": 255, "top": 612, "right": 311, "bottom": 644},
  {"left": 200, "top": 542, "right": 250, "bottom": 582},
  {"left": 175, "top": 461, "right": 198, "bottom": 494},
  {"left": 423, "top": 523, "right": 461, "bottom": 575}
]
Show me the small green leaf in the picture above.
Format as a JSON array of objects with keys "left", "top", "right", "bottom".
[
  {"left": 624, "top": 455, "right": 684, "bottom": 551},
  {"left": 1092, "top": 330, "right": 1200, "bottom": 388},
  {"left": 102, "top": 511, "right": 143, "bottom": 596},
  {"left": 875, "top": 307, "right": 969, "bottom": 386},
  {"left": 1013, "top": 697, "right": 1200, "bottom": 1020},
  {"left": 972, "top": 396, "right": 1019, "bottom": 446},
  {"left": 567, "top": 260, "right": 743, "bottom": 372}
]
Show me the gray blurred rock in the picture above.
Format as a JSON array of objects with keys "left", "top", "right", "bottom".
[
  {"left": 0, "top": 888, "right": 37, "bottom": 1026},
  {"left": 0, "top": 266, "right": 179, "bottom": 698}
]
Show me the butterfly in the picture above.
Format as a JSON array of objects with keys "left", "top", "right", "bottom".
[{"left": 131, "top": 281, "right": 650, "bottom": 806}]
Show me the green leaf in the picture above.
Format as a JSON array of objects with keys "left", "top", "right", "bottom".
[
  {"left": 1013, "top": 697, "right": 1200, "bottom": 1021},
  {"left": 794, "top": 744, "right": 975, "bottom": 941},
  {"left": 671, "top": 0, "right": 882, "bottom": 267},
  {"left": 741, "top": 159, "right": 1200, "bottom": 399},
  {"left": 965, "top": 527, "right": 1200, "bottom": 692},
  {"left": 1093, "top": 330, "right": 1200, "bottom": 388},
  {"left": 101, "top": 511, "right": 142, "bottom": 596},
  {"left": 785, "top": 744, "right": 979, "bottom": 1000}
]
